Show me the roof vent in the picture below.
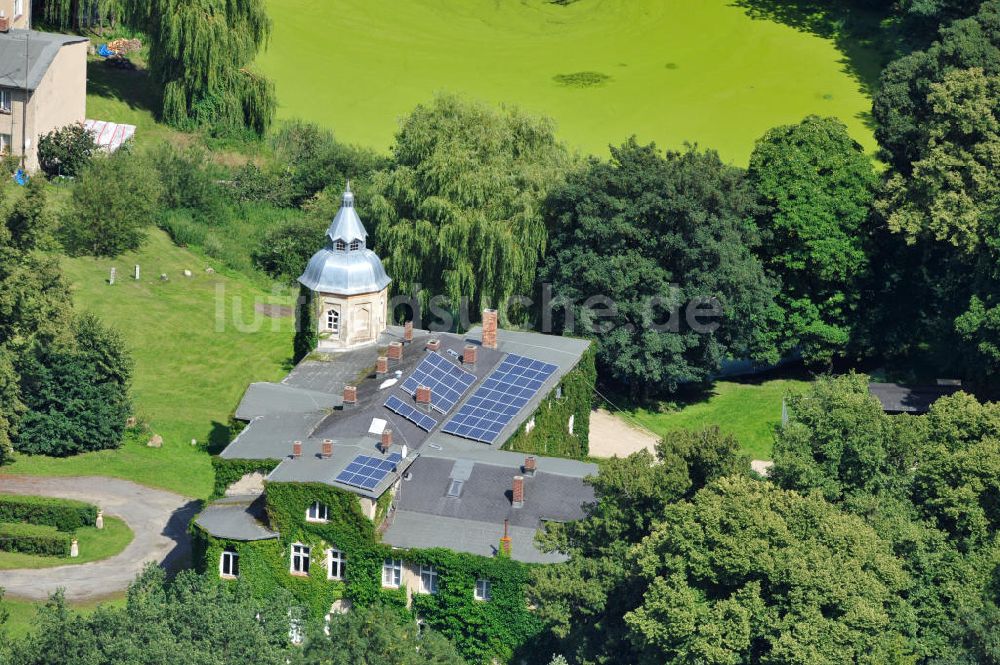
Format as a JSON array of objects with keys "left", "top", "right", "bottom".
[{"left": 446, "top": 480, "right": 464, "bottom": 497}]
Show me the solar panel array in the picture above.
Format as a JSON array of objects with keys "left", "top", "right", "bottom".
[
  {"left": 335, "top": 453, "right": 404, "bottom": 490},
  {"left": 384, "top": 394, "right": 438, "bottom": 431},
  {"left": 442, "top": 354, "right": 559, "bottom": 444},
  {"left": 400, "top": 352, "right": 477, "bottom": 414}
]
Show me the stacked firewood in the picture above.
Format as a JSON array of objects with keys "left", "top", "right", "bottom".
[{"left": 107, "top": 38, "right": 142, "bottom": 54}]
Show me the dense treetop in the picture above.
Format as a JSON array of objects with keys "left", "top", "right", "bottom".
[
  {"left": 542, "top": 139, "right": 781, "bottom": 396},
  {"left": 369, "top": 94, "right": 570, "bottom": 318}
]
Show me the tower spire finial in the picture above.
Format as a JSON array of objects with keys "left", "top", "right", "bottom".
[{"left": 342, "top": 179, "right": 354, "bottom": 208}]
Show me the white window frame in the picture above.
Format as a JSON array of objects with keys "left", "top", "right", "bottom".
[
  {"left": 474, "top": 578, "right": 492, "bottom": 601},
  {"left": 0, "top": 134, "right": 11, "bottom": 154},
  {"left": 219, "top": 549, "right": 239, "bottom": 578},
  {"left": 290, "top": 543, "right": 310, "bottom": 575},
  {"left": 335, "top": 240, "right": 347, "bottom": 252},
  {"left": 13, "top": 0, "right": 23, "bottom": 17},
  {"left": 327, "top": 548, "right": 346, "bottom": 580},
  {"left": 419, "top": 564, "right": 438, "bottom": 594},
  {"left": 326, "top": 308, "right": 340, "bottom": 334},
  {"left": 382, "top": 558, "right": 402, "bottom": 588},
  {"left": 0, "top": 89, "right": 11, "bottom": 114},
  {"left": 306, "top": 500, "right": 329, "bottom": 523}
]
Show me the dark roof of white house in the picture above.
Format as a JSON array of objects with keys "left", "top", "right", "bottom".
[
  {"left": 0, "top": 29, "right": 87, "bottom": 90},
  {"left": 868, "top": 382, "right": 961, "bottom": 414},
  {"left": 206, "top": 324, "right": 596, "bottom": 562}
]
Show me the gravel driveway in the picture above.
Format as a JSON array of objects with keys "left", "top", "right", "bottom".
[{"left": 0, "top": 476, "right": 199, "bottom": 601}]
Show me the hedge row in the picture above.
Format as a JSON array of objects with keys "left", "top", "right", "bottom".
[
  {"left": 0, "top": 494, "right": 98, "bottom": 531},
  {"left": 0, "top": 521, "right": 73, "bottom": 556}
]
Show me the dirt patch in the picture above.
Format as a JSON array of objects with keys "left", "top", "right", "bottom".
[
  {"left": 588, "top": 408, "right": 660, "bottom": 458},
  {"left": 255, "top": 303, "right": 294, "bottom": 318}
]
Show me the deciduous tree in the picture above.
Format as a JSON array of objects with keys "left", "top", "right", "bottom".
[
  {"left": 748, "top": 116, "right": 878, "bottom": 364},
  {"left": 542, "top": 139, "right": 781, "bottom": 397},
  {"left": 61, "top": 150, "right": 163, "bottom": 257},
  {"left": 369, "top": 94, "right": 570, "bottom": 319}
]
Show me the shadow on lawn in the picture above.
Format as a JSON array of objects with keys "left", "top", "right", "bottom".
[
  {"left": 729, "top": 0, "right": 897, "bottom": 96},
  {"left": 605, "top": 361, "right": 815, "bottom": 415},
  {"left": 86, "top": 60, "right": 162, "bottom": 117}
]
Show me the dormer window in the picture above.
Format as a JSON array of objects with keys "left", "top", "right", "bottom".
[
  {"left": 306, "top": 501, "right": 329, "bottom": 522},
  {"left": 349, "top": 239, "right": 361, "bottom": 251},
  {"left": 335, "top": 240, "right": 347, "bottom": 251}
]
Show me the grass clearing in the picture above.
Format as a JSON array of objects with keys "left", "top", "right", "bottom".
[
  {"left": 2, "top": 595, "right": 126, "bottom": 640},
  {"left": 1, "top": 231, "right": 294, "bottom": 498},
  {"left": 258, "top": 0, "right": 880, "bottom": 162},
  {"left": 615, "top": 377, "right": 812, "bottom": 460},
  {"left": 0, "top": 517, "right": 133, "bottom": 570}
]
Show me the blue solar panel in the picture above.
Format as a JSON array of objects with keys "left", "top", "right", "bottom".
[
  {"left": 335, "top": 453, "right": 404, "bottom": 490},
  {"left": 442, "top": 354, "right": 558, "bottom": 444},
  {"left": 384, "top": 394, "right": 438, "bottom": 431},
  {"left": 399, "top": 352, "right": 477, "bottom": 414}
]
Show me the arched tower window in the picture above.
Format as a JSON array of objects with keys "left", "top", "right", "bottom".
[
  {"left": 335, "top": 240, "right": 347, "bottom": 252},
  {"left": 326, "top": 309, "right": 340, "bottom": 334}
]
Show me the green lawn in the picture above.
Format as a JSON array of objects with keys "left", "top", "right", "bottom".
[
  {"left": 0, "top": 517, "right": 132, "bottom": 570},
  {"left": 2, "top": 595, "right": 126, "bottom": 641},
  {"left": 0, "top": 231, "right": 294, "bottom": 498},
  {"left": 257, "top": 0, "right": 880, "bottom": 162},
  {"left": 622, "top": 378, "right": 811, "bottom": 460}
]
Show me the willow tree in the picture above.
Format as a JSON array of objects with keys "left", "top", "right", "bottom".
[
  {"left": 36, "top": 0, "right": 123, "bottom": 31},
  {"left": 127, "top": 0, "right": 275, "bottom": 136},
  {"left": 367, "top": 94, "right": 571, "bottom": 323}
]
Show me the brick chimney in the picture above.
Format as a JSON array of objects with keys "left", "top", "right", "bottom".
[
  {"left": 416, "top": 385, "right": 432, "bottom": 410},
  {"left": 463, "top": 344, "right": 477, "bottom": 366},
  {"left": 426, "top": 339, "right": 441, "bottom": 352},
  {"left": 380, "top": 429, "right": 393, "bottom": 453},
  {"left": 292, "top": 440, "right": 302, "bottom": 458},
  {"left": 388, "top": 341, "right": 403, "bottom": 361},
  {"left": 512, "top": 475, "right": 525, "bottom": 508},
  {"left": 523, "top": 456, "right": 537, "bottom": 477},
  {"left": 482, "top": 309, "right": 498, "bottom": 349},
  {"left": 322, "top": 439, "right": 333, "bottom": 459},
  {"left": 376, "top": 356, "right": 389, "bottom": 375},
  {"left": 500, "top": 519, "right": 512, "bottom": 556},
  {"left": 404, "top": 321, "right": 414, "bottom": 344},
  {"left": 343, "top": 385, "right": 357, "bottom": 406}
]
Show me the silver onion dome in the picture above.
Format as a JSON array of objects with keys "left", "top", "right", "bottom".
[{"left": 298, "top": 184, "right": 392, "bottom": 296}]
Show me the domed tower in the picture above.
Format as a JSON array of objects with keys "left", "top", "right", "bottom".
[{"left": 298, "top": 184, "right": 391, "bottom": 351}]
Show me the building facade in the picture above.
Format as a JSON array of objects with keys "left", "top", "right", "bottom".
[{"left": 0, "top": 17, "right": 87, "bottom": 171}]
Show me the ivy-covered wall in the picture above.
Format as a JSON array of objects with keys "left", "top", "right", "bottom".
[
  {"left": 210, "top": 456, "right": 281, "bottom": 499},
  {"left": 192, "top": 479, "right": 544, "bottom": 664},
  {"left": 503, "top": 343, "right": 596, "bottom": 459}
]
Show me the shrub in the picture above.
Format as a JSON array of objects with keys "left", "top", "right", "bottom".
[
  {"left": 0, "top": 521, "right": 72, "bottom": 556},
  {"left": 0, "top": 495, "right": 98, "bottom": 531},
  {"left": 252, "top": 216, "right": 328, "bottom": 280},
  {"left": 61, "top": 149, "right": 164, "bottom": 257},
  {"left": 37, "top": 123, "right": 98, "bottom": 178},
  {"left": 145, "top": 143, "right": 227, "bottom": 220}
]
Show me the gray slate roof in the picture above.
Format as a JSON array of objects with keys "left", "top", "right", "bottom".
[
  {"left": 234, "top": 382, "right": 342, "bottom": 420},
  {"left": 868, "top": 382, "right": 960, "bottom": 414},
  {"left": 381, "top": 455, "right": 595, "bottom": 563},
  {"left": 194, "top": 495, "right": 278, "bottom": 541},
  {"left": 0, "top": 29, "right": 88, "bottom": 90},
  {"left": 213, "top": 324, "right": 596, "bottom": 561}
]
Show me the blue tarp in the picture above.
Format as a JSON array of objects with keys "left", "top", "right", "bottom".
[
  {"left": 13, "top": 169, "right": 28, "bottom": 186},
  {"left": 97, "top": 43, "right": 114, "bottom": 57}
]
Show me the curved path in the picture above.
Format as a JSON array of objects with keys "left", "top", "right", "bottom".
[{"left": 0, "top": 476, "right": 199, "bottom": 601}]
